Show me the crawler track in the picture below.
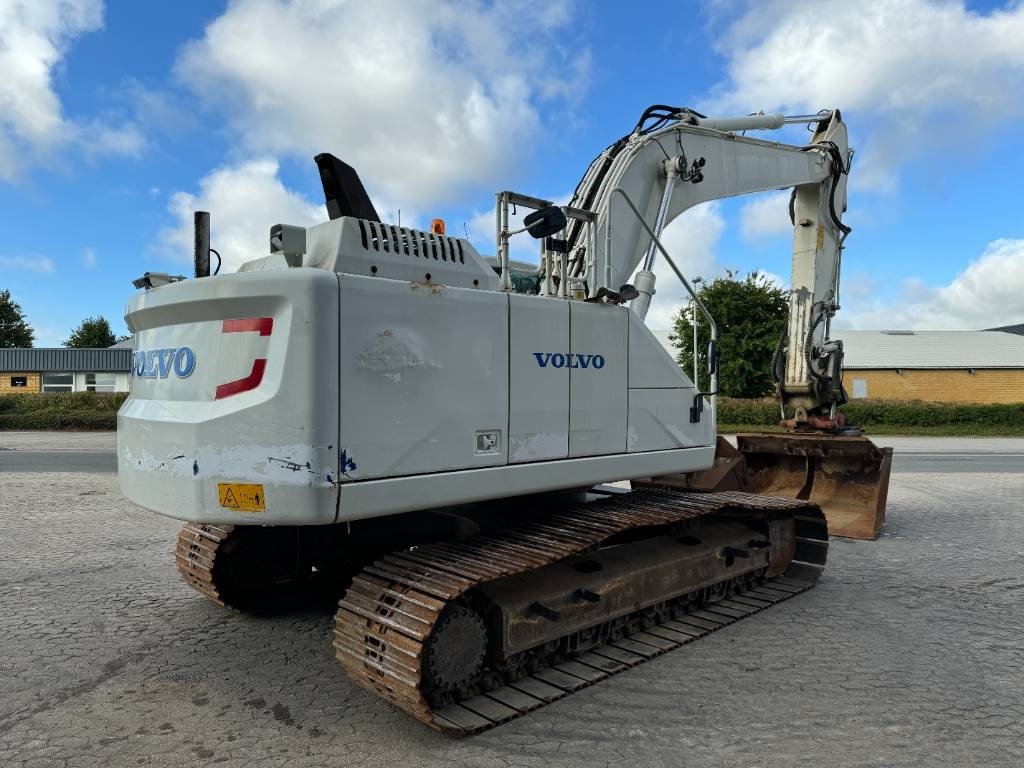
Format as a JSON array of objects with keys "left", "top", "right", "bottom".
[
  {"left": 175, "top": 522, "right": 233, "bottom": 606},
  {"left": 174, "top": 489, "right": 827, "bottom": 734},
  {"left": 333, "top": 488, "right": 827, "bottom": 734}
]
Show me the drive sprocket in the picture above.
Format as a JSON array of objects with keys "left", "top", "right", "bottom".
[{"left": 423, "top": 606, "right": 487, "bottom": 693}]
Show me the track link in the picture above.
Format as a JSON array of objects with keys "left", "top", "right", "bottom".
[
  {"left": 333, "top": 488, "right": 827, "bottom": 734},
  {"left": 175, "top": 522, "right": 233, "bottom": 606}
]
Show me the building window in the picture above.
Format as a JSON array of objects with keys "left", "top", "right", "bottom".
[
  {"left": 851, "top": 378, "right": 868, "bottom": 399},
  {"left": 10, "top": 376, "right": 27, "bottom": 388},
  {"left": 42, "top": 372, "right": 74, "bottom": 392},
  {"left": 86, "top": 373, "right": 116, "bottom": 393}
]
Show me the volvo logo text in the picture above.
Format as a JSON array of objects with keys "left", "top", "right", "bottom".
[
  {"left": 133, "top": 347, "right": 196, "bottom": 379},
  {"left": 533, "top": 352, "right": 605, "bottom": 369}
]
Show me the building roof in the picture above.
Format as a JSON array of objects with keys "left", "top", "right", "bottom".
[
  {"left": 108, "top": 337, "right": 134, "bottom": 349},
  {"left": 986, "top": 323, "right": 1024, "bottom": 336},
  {"left": 650, "top": 329, "right": 1024, "bottom": 369},
  {"left": 0, "top": 347, "right": 133, "bottom": 372},
  {"left": 839, "top": 330, "right": 1024, "bottom": 369}
]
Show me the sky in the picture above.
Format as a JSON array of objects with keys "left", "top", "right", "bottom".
[{"left": 1, "top": 0, "right": 1023, "bottom": 345}]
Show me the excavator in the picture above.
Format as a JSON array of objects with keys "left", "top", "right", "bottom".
[{"left": 118, "top": 105, "right": 890, "bottom": 734}]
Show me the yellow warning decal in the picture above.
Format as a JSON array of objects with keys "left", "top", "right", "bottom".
[{"left": 218, "top": 483, "right": 266, "bottom": 512}]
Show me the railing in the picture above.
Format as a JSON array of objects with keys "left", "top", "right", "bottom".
[
  {"left": 608, "top": 187, "right": 719, "bottom": 423},
  {"left": 495, "top": 191, "right": 597, "bottom": 294}
]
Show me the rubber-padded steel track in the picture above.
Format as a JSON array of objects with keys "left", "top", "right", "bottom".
[{"left": 333, "top": 488, "right": 827, "bottom": 734}]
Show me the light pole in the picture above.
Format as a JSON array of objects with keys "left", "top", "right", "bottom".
[{"left": 690, "top": 276, "right": 703, "bottom": 387}]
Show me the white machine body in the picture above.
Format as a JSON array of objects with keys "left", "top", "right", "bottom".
[
  {"left": 119, "top": 107, "right": 852, "bottom": 526},
  {"left": 119, "top": 217, "right": 712, "bottom": 526}
]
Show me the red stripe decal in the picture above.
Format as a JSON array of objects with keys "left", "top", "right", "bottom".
[
  {"left": 222, "top": 317, "right": 273, "bottom": 335},
  {"left": 215, "top": 359, "right": 267, "bottom": 400}
]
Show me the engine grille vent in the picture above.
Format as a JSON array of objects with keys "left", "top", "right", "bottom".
[{"left": 357, "top": 220, "right": 465, "bottom": 264}]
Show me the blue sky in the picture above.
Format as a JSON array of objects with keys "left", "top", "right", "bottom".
[{"left": 1, "top": 0, "right": 1022, "bottom": 344}]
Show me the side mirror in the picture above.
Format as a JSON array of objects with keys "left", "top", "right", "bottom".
[
  {"left": 523, "top": 206, "right": 567, "bottom": 239},
  {"left": 707, "top": 339, "right": 719, "bottom": 375},
  {"left": 618, "top": 284, "right": 640, "bottom": 301}
]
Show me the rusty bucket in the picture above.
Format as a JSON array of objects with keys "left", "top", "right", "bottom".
[{"left": 734, "top": 433, "right": 893, "bottom": 540}]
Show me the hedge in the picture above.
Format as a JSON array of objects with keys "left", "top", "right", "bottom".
[
  {"left": 717, "top": 396, "right": 1024, "bottom": 429},
  {"left": 1, "top": 391, "right": 1022, "bottom": 431},
  {"left": 0, "top": 392, "right": 127, "bottom": 430}
]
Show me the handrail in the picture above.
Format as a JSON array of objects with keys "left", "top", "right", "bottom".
[{"left": 608, "top": 187, "right": 718, "bottom": 420}]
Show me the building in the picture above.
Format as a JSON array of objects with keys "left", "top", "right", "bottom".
[
  {"left": 839, "top": 330, "right": 1024, "bottom": 404},
  {"left": 652, "top": 327, "right": 1024, "bottom": 404},
  {"left": 0, "top": 347, "right": 132, "bottom": 394}
]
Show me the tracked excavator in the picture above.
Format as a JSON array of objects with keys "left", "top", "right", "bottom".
[{"left": 118, "top": 105, "right": 888, "bottom": 734}]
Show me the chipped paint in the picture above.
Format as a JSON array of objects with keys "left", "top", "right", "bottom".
[
  {"left": 409, "top": 280, "right": 443, "bottom": 295},
  {"left": 626, "top": 423, "right": 697, "bottom": 451},
  {"left": 356, "top": 328, "right": 436, "bottom": 375},
  {"left": 509, "top": 432, "right": 568, "bottom": 462},
  {"left": 121, "top": 442, "right": 333, "bottom": 487}
]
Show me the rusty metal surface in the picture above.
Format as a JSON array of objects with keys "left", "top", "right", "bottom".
[
  {"left": 736, "top": 433, "right": 893, "bottom": 540},
  {"left": 332, "top": 487, "right": 827, "bottom": 735},
  {"left": 174, "top": 522, "right": 233, "bottom": 607},
  {"left": 480, "top": 524, "right": 772, "bottom": 657},
  {"left": 635, "top": 436, "right": 752, "bottom": 493}
]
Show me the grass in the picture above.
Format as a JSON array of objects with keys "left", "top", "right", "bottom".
[
  {"left": 1, "top": 391, "right": 1022, "bottom": 437},
  {"left": 719, "top": 423, "right": 1024, "bottom": 437},
  {"left": 717, "top": 396, "right": 1024, "bottom": 437}
]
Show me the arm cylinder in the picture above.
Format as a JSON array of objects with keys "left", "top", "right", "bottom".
[{"left": 692, "top": 113, "right": 785, "bottom": 132}]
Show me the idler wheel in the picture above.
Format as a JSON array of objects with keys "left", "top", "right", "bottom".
[{"left": 423, "top": 605, "right": 487, "bottom": 693}]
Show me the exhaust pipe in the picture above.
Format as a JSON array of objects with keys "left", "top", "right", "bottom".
[{"left": 194, "top": 211, "right": 211, "bottom": 278}]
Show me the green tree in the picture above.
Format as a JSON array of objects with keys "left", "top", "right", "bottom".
[
  {"left": 0, "top": 289, "right": 35, "bottom": 347},
  {"left": 671, "top": 271, "right": 788, "bottom": 398},
  {"left": 64, "top": 316, "right": 123, "bottom": 348}
]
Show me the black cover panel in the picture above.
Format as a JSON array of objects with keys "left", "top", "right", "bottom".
[{"left": 314, "top": 153, "right": 381, "bottom": 222}]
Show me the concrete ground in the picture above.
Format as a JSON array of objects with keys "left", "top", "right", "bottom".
[{"left": 1, "top": 435, "right": 1023, "bottom": 767}]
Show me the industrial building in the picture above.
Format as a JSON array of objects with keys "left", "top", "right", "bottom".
[
  {"left": 655, "top": 327, "right": 1024, "bottom": 404},
  {"left": 0, "top": 347, "right": 132, "bottom": 394}
]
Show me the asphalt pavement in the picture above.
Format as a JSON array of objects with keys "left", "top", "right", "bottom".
[
  {"left": 0, "top": 450, "right": 117, "bottom": 472},
  {"left": 2, "top": 430, "right": 1023, "bottom": 767},
  {"left": 2, "top": 432, "right": 1022, "bottom": 473}
]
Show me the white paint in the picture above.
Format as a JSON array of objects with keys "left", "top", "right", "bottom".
[
  {"left": 121, "top": 442, "right": 333, "bottom": 487},
  {"left": 356, "top": 329, "right": 429, "bottom": 374},
  {"left": 510, "top": 432, "right": 570, "bottom": 463}
]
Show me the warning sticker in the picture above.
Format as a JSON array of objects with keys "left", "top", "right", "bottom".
[{"left": 218, "top": 483, "right": 266, "bottom": 512}]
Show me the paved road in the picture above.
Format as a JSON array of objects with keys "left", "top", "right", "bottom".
[
  {"left": 893, "top": 452, "right": 1024, "bottom": 473},
  {"left": 0, "top": 450, "right": 117, "bottom": 473},
  {"left": 4, "top": 447, "right": 1023, "bottom": 473},
  {"left": 1, "top": 439, "right": 1023, "bottom": 766}
]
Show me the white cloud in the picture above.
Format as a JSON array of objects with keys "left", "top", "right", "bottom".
[
  {"left": 708, "top": 0, "right": 1024, "bottom": 191},
  {"left": 81, "top": 247, "right": 96, "bottom": 268},
  {"left": 77, "top": 118, "right": 145, "bottom": 160},
  {"left": 638, "top": 202, "right": 727, "bottom": 329},
  {"left": 158, "top": 159, "right": 323, "bottom": 273},
  {"left": 31, "top": 322, "right": 66, "bottom": 347},
  {"left": 174, "top": 0, "right": 586, "bottom": 209},
  {"left": 739, "top": 190, "right": 791, "bottom": 243},
  {"left": 0, "top": 0, "right": 140, "bottom": 180},
  {"left": 0, "top": 255, "right": 56, "bottom": 274},
  {"left": 834, "top": 238, "right": 1024, "bottom": 330}
]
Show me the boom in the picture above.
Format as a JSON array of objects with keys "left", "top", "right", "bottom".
[{"left": 557, "top": 109, "right": 852, "bottom": 426}]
